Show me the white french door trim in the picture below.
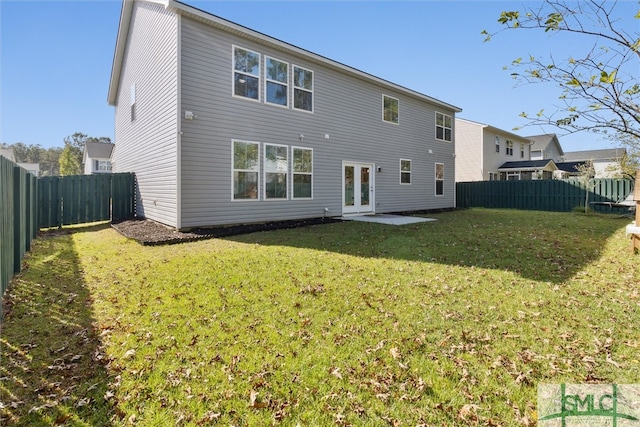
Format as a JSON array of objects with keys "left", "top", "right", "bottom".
[{"left": 342, "top": 161, "right": 375, "bottom": 215}]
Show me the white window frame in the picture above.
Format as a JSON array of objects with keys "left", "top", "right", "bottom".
[
  {"left": 232, "top": 140, "right": 260, "bottom": 201},
  {"left": 383, "top": 95, "right": 399, "bottom": 125},
  {"left": 400, "top": 159, "right": 411, "bottom": 184},
  {"left": 292, "top": 146, "right": 313, "bottom": 199},
  {"left": 292, "top": 64, "right": 314, "bottom": 113},
  {"left": 520, "top": 142, "right": 525, "bottom": 158},
  {"left": 495, "top": 136, "right": 500, "bottom": 153},
  {"left": 489, "top": 172, "right": 498, "bottom": 181},
  {"left": 506, "top": 139, "right": 514, "bottom": 156},
  {"left": 264, "top": 143, "right": 289, "bottom": 200},
  {"left": 435, "top": 112, "right": 452, "bottom": 142},
  {"left": 507, "top": 171, "right": 521, "bottom": 181},
  {"left": 435, "top": 162, "right": 444, "bottom": 196},
  {"left": 97, "top": 160, "right": 112, "bottom": 172},
  {"left": 265, "top": 56, "right": 289, "bottom": 108},
  {"left": 232, "top": 45, "right": 261, "bottom": 102}
]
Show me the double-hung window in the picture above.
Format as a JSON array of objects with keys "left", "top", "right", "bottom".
[
  {"left": 520, "top": 142, "right": 525, "bottom": 158},
  {"left": 435, "top": 163, "right": 444, "bottom": 196},
  {"left": 293, "top": 65, "right": 313, "bottom": 112},
  {"left": 265, "top": 57, "right": 288, "bottom": 107},
  {"left": 233, "top": 46, "right": 260, "bottom": 101},
  {"left": 233, "top": 141, "right": 260, "bottom": 200},
  {"left": 383, "top": 95, "right": 399, "bottom": 124},
  {"left": 293, "top": 147, "right": 313, "bottom": 199},
  {"left": 435, "top": 112, "right": 452, "bottom": 142},
  {"left": 495, "top": 136, "right": 500, "bottom": 153},
  {"left": 264, "top": 144, "right": 288, "bottom": 199},
  {"left": 506, "top": 139, "right": 514, "bottom": 156},
  {"left": 400, "top": 159, "right": 411, "bottom": 184}
]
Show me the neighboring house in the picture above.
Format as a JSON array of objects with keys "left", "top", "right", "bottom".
[
  {"left": 554, "top": 161, "right": 585, "bottom": 178},
  {"left": 559, "top": 148, "right": 627, "bottom": 178},
  {"left": 498, "top": 159, "right": 557, "bottom": 180},
  {"left": 454, "top": 118, "right": 533, "bottom": 181},
  {"left": 107, "top": 0, "right": 461, "bottom": 229},
  {"left": 18, "top": 163, "right": 40, "bottom": 176},
  {"left": 0, "top": 148, "right": 16, "bottom": 162},
  {"left": 529, "top": 134, "right": 564, "bottom": 163},
  {"left": 83, "top": 142, "right": 114, "bottom": 174},
  {"left": 0, "top": 148, "right": 39, "bottom": 176}
]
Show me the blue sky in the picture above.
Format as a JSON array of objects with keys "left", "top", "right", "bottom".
[{"left": 1, "top": 0, "right": 637, "bottom": 152}]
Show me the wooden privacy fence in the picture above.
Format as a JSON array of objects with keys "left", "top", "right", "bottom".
[
  {"left": 456, "top": 178, "right": 633, "bottom": 213},
  {"left": 39, "top": 173, "right": 136, "bottom": 228},
  {"left": 1, "top": 156, "right": 38, "bottom": 302},
  {"left": 1, "top": 166, "right": 136, "bottom": 312}
]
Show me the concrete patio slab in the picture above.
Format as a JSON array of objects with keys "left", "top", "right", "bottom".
[{"left": 340, "top": 214, "right": 437, "bottom": 225}]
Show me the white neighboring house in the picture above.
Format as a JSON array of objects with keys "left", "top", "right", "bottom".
[
  {"left": 454, "top": 118, "right": 534, "bottom": 181},
  {"left": 0, "top": 148, "right": 16, "bottom": 162},
  {"left": 528, "top": 134, "right": 564, "bottom": 162},
  {"left": 83, "top": 142, "right": 114, "bottom": 174},
  {"left": 18, "top": 163, "right": 40, "bottom": 176},
  {"left": 560, "top": 148, "right": 627, "bottom": 178},
  {"left": 1, "top": 148, "right": 40, "bottom": 176}
]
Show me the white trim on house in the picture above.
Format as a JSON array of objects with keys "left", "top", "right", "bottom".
[
  {"left": 383, "top": 94, "right": 399, "bottom": 125},
  {"left": 264, "top": 55, "right": 289, "bottom": 109},
  {"left": 291, "top": 146, "right": 313, "bottom": 200},
  {"left": 263, "top": 143, "right": 289, "bottom": 201},
  {"left": 292, "top": 64, "right": 314, "bottom": 113},
  {"left": 399, "top": 158, "right": 411, "bottom": 185},
  {"left": 435, "top": 162, "right": 444, "bottom": 196},
  {"left": 231, "top": 140, "right": 261, "bottom": 201},
  {"left": 232, "top": 45, "right": 261, "bottom": 103}
]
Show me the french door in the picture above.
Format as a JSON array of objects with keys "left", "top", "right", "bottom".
[{"left": 343, "top": 162, "right": 374, "bottom": 215}]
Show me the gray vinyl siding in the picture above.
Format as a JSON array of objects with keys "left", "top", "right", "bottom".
[
  {"left": 112, "top": 2, "right": 179, "bottom": 227},
  {"left": 179, "top": 17, "right": 455, "bottom": 227}
]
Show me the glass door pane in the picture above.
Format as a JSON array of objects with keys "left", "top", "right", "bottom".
[
  {"left": 344, "top": 165, "right": 354, "bottom": 207},
  {"left": 360, "top": 167, "right": 370, "bottom": 206}
]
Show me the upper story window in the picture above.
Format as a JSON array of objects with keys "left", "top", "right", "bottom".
[
  {"left": 400, "top": 159, "right": 411, "bottom": 184},
  {"left": 435, "top": 112, "right": 452, "bottom": 142},
  {"left": 265, "top": 57, "right": 288, "bottom": 107},
  {"left": 233, "top": 46, "right": 260, "bottom": 101},
  {"left": 495, "top": 136, "right": 500, "bottom": 153},
  {"left": 506, "top": 139, "right": 514, "bottom": 156},
  {"left": 293, "top": 65, "right": 313, "bottom": 112},
  {"left": 383, "top": 95, "right": 399, "bottom": 124},
  {"left": 520, "top": 142, "right": 525, "bottom": 158}
]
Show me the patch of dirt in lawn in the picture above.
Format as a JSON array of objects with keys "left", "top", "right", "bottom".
[{"left": 111, "top": 217, "right": 342, "bottom": 245}]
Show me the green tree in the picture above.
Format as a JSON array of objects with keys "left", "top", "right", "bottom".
[
  {"left": 1, "top": 142, "right": 63, "bottom": 176},
  {"left": 483, "top": 0, "right": 640, "bottom": 152},
  {"left": 58, "top": 132, "right": 112, "bottom": 176}
]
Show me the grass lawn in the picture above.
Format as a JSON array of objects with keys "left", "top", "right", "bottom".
[{"left": 1, "top": 208, "right": 638, "bottom": 426}]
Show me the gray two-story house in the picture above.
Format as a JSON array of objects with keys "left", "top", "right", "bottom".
[{"left": 108, "top": 0, "right": 461, "bottom": 229}]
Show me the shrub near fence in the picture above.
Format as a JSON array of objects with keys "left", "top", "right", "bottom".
[
  {"left": 456, "top": 178, "right": 633, "bottom": 213},
  {"left": 1, "top": 156, "right": 38, "bottom": 303}
]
